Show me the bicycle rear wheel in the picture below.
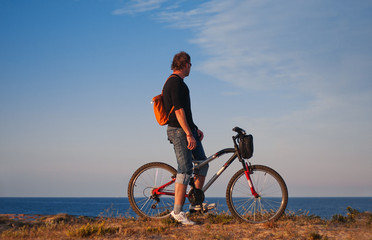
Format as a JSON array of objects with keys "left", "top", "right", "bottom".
[
  {"left": 226, "top": 165, "right": 288, "bottom": 223},
  {"left": 128, "top": 162, "right": 176, "bottom": 219}
]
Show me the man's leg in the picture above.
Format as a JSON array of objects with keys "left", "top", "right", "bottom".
[
  {"left": 171, "top": 173, "right": 195, "bottom": 225},
  {"left": 167, "top": 127, "right": 195, "bottom": 224},
  {"left": 192, "top": 174, "right": 216, "bottom": 212},
  {"left": 174, "top": 182, "right": 187, "bottom": 213},
  {"left": 191, "top": 130, "right": 216, "bottom": 212},
  {"left": 167, "top": 127, "right": 193, "bottom": 211},
  {"left": 192, "top": 129, "right": 208, "bottom": 190},
  {"left": 194, "top": 174, "right": 205, "bottom": 190}
]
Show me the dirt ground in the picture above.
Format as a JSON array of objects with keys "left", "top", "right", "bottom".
[{"left": 1, "top": 211, "right": 371, "bottom": 239}]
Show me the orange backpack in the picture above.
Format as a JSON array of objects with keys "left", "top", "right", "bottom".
[{"left": 151, "top": 76, "right": 175, "bottom": 126}]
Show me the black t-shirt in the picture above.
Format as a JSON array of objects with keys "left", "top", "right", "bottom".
[{"left": 163, "top": 74, "right": 197, "bottom": 129}]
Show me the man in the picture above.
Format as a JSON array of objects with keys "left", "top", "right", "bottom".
[{"left": 163, "top": 51, "right": 211, "bottom": 225}]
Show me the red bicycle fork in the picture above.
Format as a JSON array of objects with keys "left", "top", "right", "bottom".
[{"left": 244, "top": 162, "right": 260, "bottom": 198}]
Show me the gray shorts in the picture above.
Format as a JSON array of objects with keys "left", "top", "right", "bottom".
[{"left": 167, "top": 126, "right": 209, "bottom": 184}]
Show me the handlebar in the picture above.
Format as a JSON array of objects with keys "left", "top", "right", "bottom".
[
  {"left": 232, "top": 127, "right": 247, "bottom": 161},
  {"left": 232, "top": 126, "right": 246, "bottom": 136}
]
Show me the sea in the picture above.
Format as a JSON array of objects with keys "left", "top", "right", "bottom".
[{"left": 0, "top": 197, "right": 371, "bottom": 220}]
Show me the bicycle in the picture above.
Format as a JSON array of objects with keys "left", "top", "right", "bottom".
[{"left": 128, "top": 127, "right": 288, "bottom": 223}]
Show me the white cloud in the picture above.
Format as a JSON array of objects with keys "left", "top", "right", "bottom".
[
  {"left": 112, "top": 0, "right": 168, "bottom": 15},
  {"left": 151, "top": 0, "right": 372, "bottom": 93},
  {"left": 153, "top": 1, "right": 306, "bottom": 89}
]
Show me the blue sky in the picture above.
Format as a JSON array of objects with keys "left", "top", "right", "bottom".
[{"left": 1, "top": 0, "right": 371, "bottom": 197}]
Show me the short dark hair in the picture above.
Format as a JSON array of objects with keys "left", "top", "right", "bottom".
[{"left": 171, "top": 51, "right": 191, "bottom": 70}]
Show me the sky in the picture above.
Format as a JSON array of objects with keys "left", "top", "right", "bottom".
[{"left": 1, "top": 0, "right": 371, "bottom": 198}]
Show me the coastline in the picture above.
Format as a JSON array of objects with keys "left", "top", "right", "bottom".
[
  {"left": 1, "top": 197, "right": 372, "bottom": 220},
  {"left": 1, "top": 209, "right": 371, "bottom": 239}
]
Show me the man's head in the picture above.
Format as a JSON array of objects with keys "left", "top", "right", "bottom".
[{"left": 171, "top": 51, "right": 191, "bottom": 77}]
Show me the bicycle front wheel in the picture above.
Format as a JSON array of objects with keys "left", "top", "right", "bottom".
[
  {"left": 128, "top": 162, "right": 176, "bottom": 219},
  {"left": 226, "top": 165, "right": 288, "bottom": 223}
]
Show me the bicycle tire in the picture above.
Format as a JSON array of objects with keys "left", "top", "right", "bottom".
[
  {"left": 226, "top": 165, "right": 288, "bottom": 223},
  {"left": 128, "top": 162, "right": 177, "bottom": 219}
]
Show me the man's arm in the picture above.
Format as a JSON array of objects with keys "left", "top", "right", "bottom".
[{"left": 175, "top": 108, "right": 197, "bottom": 150}]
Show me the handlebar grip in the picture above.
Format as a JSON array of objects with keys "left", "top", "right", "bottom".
[{"left": 232, "top": 127, "right": 246, "bottom": 135}]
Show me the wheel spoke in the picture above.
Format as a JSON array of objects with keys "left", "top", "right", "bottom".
[
  {"left": 227, "top": 165, "right": 288, "bottom": 223},
  {"left": 128, "top": 163, "right": 176, "bottom": 219}
]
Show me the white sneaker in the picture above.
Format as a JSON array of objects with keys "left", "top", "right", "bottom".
[
  {"left": 190, "top": 203, "right": 216, "bottom": 212},
  {"left": 170, "top": 211, "right": 196, "bottom": 225}
]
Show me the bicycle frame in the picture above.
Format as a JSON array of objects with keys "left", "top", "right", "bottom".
[
  {"left": 194, "top": 148, "right": 238, "bottom": 192},
  {"left": 152, "top": 146, "right": 259, "bottom": 198},
  {"left": 129, "top": 127, "right": 288, "bottom": 223}
]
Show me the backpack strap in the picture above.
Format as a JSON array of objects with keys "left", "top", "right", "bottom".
[
  {"left": 161, "top": 74, "right": 177, "bottom": 94},
  {"left": 162, "top": 74, "right": 176, "bottom": 116}
]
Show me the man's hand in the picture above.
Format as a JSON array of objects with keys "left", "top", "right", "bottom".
[
  {"left": 186, "top": 135, "right": 197, "bottom": 150},
  {"left": 187, "top": 129, "right": 204, "bottom": 150},
  {"left": 197, "top": 129, "right": 204, "bottom": 141}
]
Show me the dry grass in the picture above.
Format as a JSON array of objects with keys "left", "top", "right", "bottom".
[{"left": 1, "top": 209, "right": 371, "bottom": 239}]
